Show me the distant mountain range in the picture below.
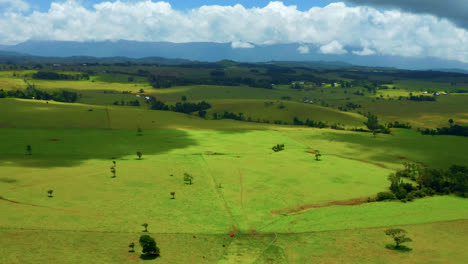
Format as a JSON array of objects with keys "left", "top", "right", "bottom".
[{"left": 1, "top": 40, "right": 468, "bottom": 72}]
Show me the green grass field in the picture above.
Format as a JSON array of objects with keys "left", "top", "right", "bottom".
[
  {"left": 1, "top": 68, "right": 468, "bottom": 263},
  {"left": 205, "top": 99, "right": 366, "bottom": 127}
]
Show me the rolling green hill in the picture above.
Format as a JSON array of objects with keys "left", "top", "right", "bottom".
[{"left": 1, "top": 62, "right": 467, "bottom": 263}]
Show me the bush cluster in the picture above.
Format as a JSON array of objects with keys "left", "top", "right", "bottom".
[
  {"left": 0, "top": 88, "right": 78, "bottom": 102},
  {"left": 380, "top": 163, "right": 468, "bottom": 202}
]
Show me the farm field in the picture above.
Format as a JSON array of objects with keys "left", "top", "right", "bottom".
[
  {"left": 205, "top": 99, "right": 366, "bottom": 127},
  {"left": 1, "top": 97, "right": 468, "bottom": 263},
  {"left": 2, "top": 71, "right": 468, "bottom": 129},
  {"left": 1, "top": 62, "right": 468, "bottom": 263}
]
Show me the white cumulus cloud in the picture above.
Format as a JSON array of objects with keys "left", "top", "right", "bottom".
[
  {"left": 0, "top": 1, "right": 467, "bottom": 63},
  {"left": 320, "top": 40, "right": 347, "bottom": 54},
  {"left": 297, "top": 45, "right": 310, "bottom": 54},
  {"left": 231, "top": 41, "right": 255, "bottom": 48}
]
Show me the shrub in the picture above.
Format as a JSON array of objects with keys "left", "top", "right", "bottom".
[
  {"left": 409, "top": 190, "right": 426, "bottom": 198},
  {"left": 421, "top": 187, "right": 435, "bottom": 196},
  {"left": 406, "top": 192, "right": 415, "bottom": 202},
  {"left": 376, "top": 192, "right": 396, "bottom": 201},
  {"left": 139, "top": 235, "right": 160, "bottom": 255},
  {"left": 393, "top": 187, "right": 408, "bottom": 200},
  {"left": 401, "top": 182, "right": 415, "bottom": 193},
  {"left": 272, "top": 144, "right": 285, "bottom": 152}
]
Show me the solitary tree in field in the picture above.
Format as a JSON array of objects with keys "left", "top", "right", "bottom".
[
  {"left": 142, "top": 223, "right": 148, "bottom": 232},
  {"left": 385, "top": 228, "right": 412, "bottom": 249},
  {"left": 170, "top": 192, "right": 175, "bottom": 199},
  {"left": 139, "top": 235, "right": 159, "bottom": 256},
  {"left": 47, "top": 189, "right": 53, "bottom": 197},
  {"left": 128, "top": 242, "right": 135, "bottom": 252},
  {"left": 112, "top": 161, "right": 116, "bottom": 167},
  {"left": 449, "top": 119, "right": 454, "bottom": 126},
  {"left": 184, "top": 173, "right": 193, "bottom": 185},
  {"left": 181, "top": 95, "right": 187, "bottom": 102},
  {"left": 26, "top": 145, "right": 32, "bottom": 155},
  {"left": 315, "top": 150, "right": 321, "bottom": 161},
  {"left": 111, "top": 167, "right": 116, "bottom": 178},
  {"left": 272, "top": 144, "right": 285, "bottom": 152},
  {"left": 137, "top": 127, "right": 143, "bottom": 136},
  {"left": 137, "top": 151, "right": 142, "bottom": 160}
]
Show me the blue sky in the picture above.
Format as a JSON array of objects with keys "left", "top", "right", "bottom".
[{"left": 25, "top": 0, "right": 338, "bottom": 12}]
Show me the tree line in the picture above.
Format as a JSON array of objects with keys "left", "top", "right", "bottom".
[
  {"left": 420, "top": 124, "right": 468, "bottom": 137},
  {"left": 33, "top": 71, "right": 89, "bottom": 80},
  {"left": 0, "top": 88, "right": 78, "bottom": 103},
  {"left": 148, "top": 96, "right": 211, "bottom": 114},
  {"left": 376, "top": 163, "right": 468, "bottom": 202},
  {"left": 293, "top": 117, "right": 327, "bottom": 128}
]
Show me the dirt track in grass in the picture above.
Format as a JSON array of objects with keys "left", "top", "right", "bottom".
[{"left": 271, "top": 197, "right": 369, "bottom": 215}]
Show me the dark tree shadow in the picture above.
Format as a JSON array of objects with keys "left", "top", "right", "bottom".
[
  {"left": 140, "top": 254, "right": 159, "bottom": 260},
  {"left": 0, "top": 178, "right": 17, "bottom": 183},
  {"left": 385, "top": 244, "right": 412, "bottom": 252}
]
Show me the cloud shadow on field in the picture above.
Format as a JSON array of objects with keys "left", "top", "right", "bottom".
[
  {"left": 0, "top": 128, "right": 202, "bottom": 168},
  {"left": 317, "top": 130, "right": 468, "bottom": 169}
]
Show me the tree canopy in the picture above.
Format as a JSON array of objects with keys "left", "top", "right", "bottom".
[{"left": 139, "top": 235, "right": 159, "bottom": 255}]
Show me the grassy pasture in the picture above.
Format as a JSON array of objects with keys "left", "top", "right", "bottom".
[
  {"left": 1, "top": 126, "right": 467, "bottom": 238},
  {"left": 285, "top": 128, "right": 468, "bottom": 169},
  {"left": 1, "top": 102, "right": 467, "bottom": 236},
  {"left": 273, "top": 219, "right": 468, "bottom": 264},
  {"left": 0, "top": 98, "right": 283, "bottom": 130},
  {"left": 360, "top": 94, "right": 468, "bottom": 128},
  {"left": 30, "top": 79, "right": 150, "bottom": 93},
  {"left": 2, "top": 72, "right": 466, "bottom": 129},
  {"left": 1, "top": 220, "right": 467, "bottom": 263},
  {"left": 205, "top": 99, "right": 366, "bottom": 127},
  {"left": 394, "top": 79, "right": 468, "bottom": 92},
  {"left": 1, "top": 70, "right": 468, "bottom": 263},
  {"left": 95, "top": 73, "right": 147, "bottom": 83}
]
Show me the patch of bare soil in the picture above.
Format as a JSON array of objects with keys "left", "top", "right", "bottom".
[
  {"left": 397, "top": 156, "right": 428, "bottom": 167},
  {"left": 270, "top": 197, "right": 369, "bottom": 215},
  {"left": 0, "top": 196, "right": 36, "bottom": 206},
  {"left": 193, "top": 151, "right": 225, "bottom": 155}
]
